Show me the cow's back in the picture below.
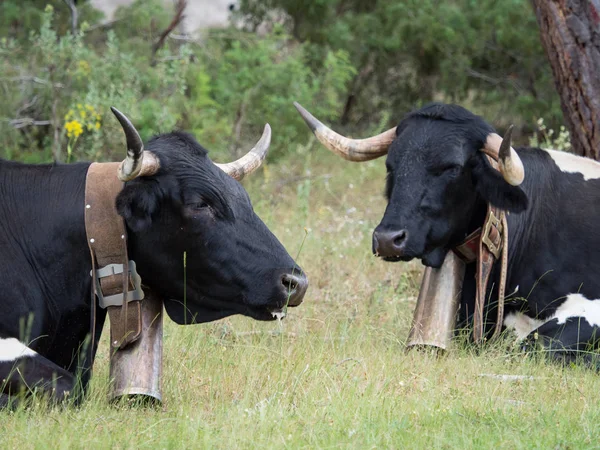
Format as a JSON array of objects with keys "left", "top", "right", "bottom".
[{"left": 0, "top": 160, "right": 92, "bottom": 356}]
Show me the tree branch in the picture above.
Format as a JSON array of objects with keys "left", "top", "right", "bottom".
[
  {"left": 86, "top": 18, "right": 126, "bottom": 32},
  {"left": 62, "top": 0, "right": 78, "bottom": 35},
  {"left": 0, "top": 76, "right": 64, "bottom": 88},
  {"left": 151, "top": 0, "right": 187, "bottom": 63},
  {"left": 16, "top": 96, "right": 39, "bottom": 116},
  {"left": 51, "top": 98, "right": 61, "bottom": 162},
  {"left": 168, "top": 33, "right": 196, "bottom": 43},
  {"left": 7, "top": 118, "right": 52, "bottom": 129}
]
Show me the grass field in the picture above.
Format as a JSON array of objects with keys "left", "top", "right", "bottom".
[{"left": 2, "top": 148, "right": 600, "bottom": 449}]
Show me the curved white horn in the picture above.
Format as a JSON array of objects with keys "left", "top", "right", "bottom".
[
  {"left": 111, "top": 107, "right": 160, "bottom": 181},
  {"left": 294, "top": 102, "right": 396, "bottom": 162},
  {"left": 215, "top": 124, "right": 271, "bottom": 181},
  {"left": 481, "top": 125, "right": 525, "bottom": 186}
]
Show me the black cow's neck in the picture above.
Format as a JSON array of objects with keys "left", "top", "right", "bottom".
[
  {"left": 0, "top": 160, "right": 103, "bottom": 364},
  {"left": 503, "top": 150, "right": 555, "bottom": 295}
]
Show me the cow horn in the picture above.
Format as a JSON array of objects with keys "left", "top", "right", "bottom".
[
  {"left": 481, "top": 125, "right": 525, "bottom": 186},
  {"left": 111, "top": 107, "right": 160, "bottom": 181},
  {"left": 294, "top": 102, "right": 396, "bottom": 162},
  {"left": 215, "top": 124, "right": 271, "bottom": 181}
]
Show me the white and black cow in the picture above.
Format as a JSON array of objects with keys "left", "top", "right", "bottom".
[
  {"left": 0, "top": 108, "right": 308, "bottom": 406},
  {"left": 295, "top": 101, "right": 600, "bottom": 367}
]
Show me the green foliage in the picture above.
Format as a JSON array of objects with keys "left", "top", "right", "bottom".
[
  {"left": 0, "top": 4, "right": 192, "bottom": 162},
  {"left": 0, "top": 0, "right": 102, "bottom": 40},
  {"left": 111, "top": 0, "right": 172, "bottom": 54},
  {"left": 0, "top": 0, "right": 566, "bottom": 163},
  {"left": 239, "top": 0, "right": 562, "bottom": 133},
  {"left": 186, "top": 27, "right": 354, "bottom": 160},
  {"left": 0, "top": 2, "right": 352, "bottom": 163}
]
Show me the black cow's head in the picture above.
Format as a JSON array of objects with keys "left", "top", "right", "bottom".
[
  {"left": 295, "top": 102, "right": 528, "bottom": 268},
  {"left": 110, "top": 108, "right": 308, "bottom": 324}
]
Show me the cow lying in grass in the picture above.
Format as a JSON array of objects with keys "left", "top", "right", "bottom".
[
  {"left": 296, "top": 101, "right": 600, "bottom": 367},
  {"left": 1, "top": 108, "right": 308, "bottom": 406}
]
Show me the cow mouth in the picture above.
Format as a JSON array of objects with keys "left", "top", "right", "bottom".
[
  {"left": 245, "top": 305, "right": 292, "bottom": 321},
  {"left": 182, "top": 280, "right": 300, "bottom": 321},
  {"left": 381, "top": 255, "right": 414, "bottom": 263},
  {"left": 270, "top": 307, "right": 287, "bottom": 320},
  {"left": 378, "top": 241, "right": 445, "bottom": 265}
]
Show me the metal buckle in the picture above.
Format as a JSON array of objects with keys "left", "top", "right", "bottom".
[
  {"left": 481, "top": 210, "right": 503, "bottom": 259},
  {"left": 90, "top": 260, "right": 145, "bottom": 308}
]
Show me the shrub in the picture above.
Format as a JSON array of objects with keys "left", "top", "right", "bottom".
[{"left": 0, "top": 3, "right": 352, "bottom": 164}]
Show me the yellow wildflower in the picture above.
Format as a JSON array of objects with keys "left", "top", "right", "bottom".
[
  {"left": 77, "top": 61, "right": 91, "bottom": 78},
  {"left": 65, "top": 120, "right": 83, "bottom": 139},
  {"left": 95, "top": 122, "right": 101, "bottom": 130}
]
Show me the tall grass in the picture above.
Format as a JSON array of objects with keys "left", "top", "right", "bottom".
[{"left": 2, "top": 148, "right": 599, "bottom": 449}]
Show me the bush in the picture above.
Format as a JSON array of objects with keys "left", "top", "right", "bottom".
[
  {"left": 238, "top": 0, "right": 563, "bottom": 134},
  {"left": 184, "top": 26, "right": 354, "bottom": 161},
  {"left": 0, "top": 2, "right": 352, "bottom": 164},
  {"left": 0, "top": 4, "right": 190, "bottom": 162},
  {"left": 528, "top": 118, "right": 571, "bottom": 151}
]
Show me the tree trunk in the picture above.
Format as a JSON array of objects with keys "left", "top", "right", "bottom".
[{"left": 531, "top": 0, "right": 600, "bottom": 160}]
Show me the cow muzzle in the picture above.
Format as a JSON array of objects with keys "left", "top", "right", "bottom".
[
  {"left": 281, "top": 270, "right": 308, "bottom": 307},
  {"left": 372, "top": 229, "right": 410, "bottom": 261}
]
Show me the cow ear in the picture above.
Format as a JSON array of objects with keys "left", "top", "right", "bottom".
[
  {"left": 471, "top": 154, "right": 528, "bottom": 213},
  {"left": 116, "top": 182, "right": 160, "bottom": 232}
]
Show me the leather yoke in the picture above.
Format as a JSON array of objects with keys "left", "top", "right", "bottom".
[{"left": 85, "top": 162, "right": 144, "bottom": 349}]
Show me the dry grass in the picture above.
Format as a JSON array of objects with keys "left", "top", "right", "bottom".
[{"left": 2, "top": 148, "right": 599, "bottom": 449}]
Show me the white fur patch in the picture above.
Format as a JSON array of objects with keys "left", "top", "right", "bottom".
[
  {"left": 505, "top": 293, "right": 600, "bottom": 340},
  {"left": 504, "top": 311, "right": 546, "bottom": 340},
  {"left": 552, "top": 294, "right": 600, "bottom": 327},
  {"left": 0, "top": 338, "right": 37, "bottom": 362},
  {"left": 545, "top": 149, "right": 600, "bottom": 180}
]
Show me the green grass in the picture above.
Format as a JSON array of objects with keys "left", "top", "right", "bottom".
[{"left": 2, "top": 149, "right": 600, "bottom": 449}]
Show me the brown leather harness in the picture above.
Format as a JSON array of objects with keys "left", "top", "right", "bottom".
[
  {"left": 453, "top": 158, "right": 510, "bottom": 342},
  {"left": 85, "top": 162, "right": 144, "bottom": 356}
]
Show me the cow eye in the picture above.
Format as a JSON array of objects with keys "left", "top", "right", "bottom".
[
  {"left": 192, "top": 201, "right": 209, "bottom": 210},
  {"left": 433, "top": 165, "right": 461, "bottom": 177}
]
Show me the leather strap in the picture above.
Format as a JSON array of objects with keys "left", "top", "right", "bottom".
[
  {"left": 453, "top": 206, "right": 508, "bottom": 342},
  {"left": 494, "top": 213, "right": 509, "bottom": 338},
  {"left": 473, "top": 205, "right": 505, "bottom": 342},
  {"left": 453, "top": 228, "right": 481, "bottom": 264},
  {"left": 453, "top": 165, "right": 509, "bottom": 343},
  {"left": 85, "top": 162, "right": 143, "bottom": 349}
]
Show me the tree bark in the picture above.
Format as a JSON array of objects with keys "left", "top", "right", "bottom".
[{"left": 531, "top": 0, "right": 600, "bottom": 160}]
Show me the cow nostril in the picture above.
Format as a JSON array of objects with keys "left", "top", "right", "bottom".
[
  {"left": 281, "top": 272, "right": 308, "bottom": 306},
  {"left": 373, "top": 229, "right": 409, "bottom": 258},
  {"left": 393, "top": 230, "right": 406, "bottom": 247},
  {"left": 282, "top": 276, "right": 298, "bottom": 291}
]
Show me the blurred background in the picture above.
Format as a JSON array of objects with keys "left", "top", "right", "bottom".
[{"left": 0, "top": 0, "right": 569, "bottom": 165}]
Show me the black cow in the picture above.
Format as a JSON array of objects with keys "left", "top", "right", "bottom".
[
  {"left": 0, "top": 109, "right": 308, "bottom": 406},
  {"left": 295, "top": 101, "right": 600, "bottom": 367}
]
